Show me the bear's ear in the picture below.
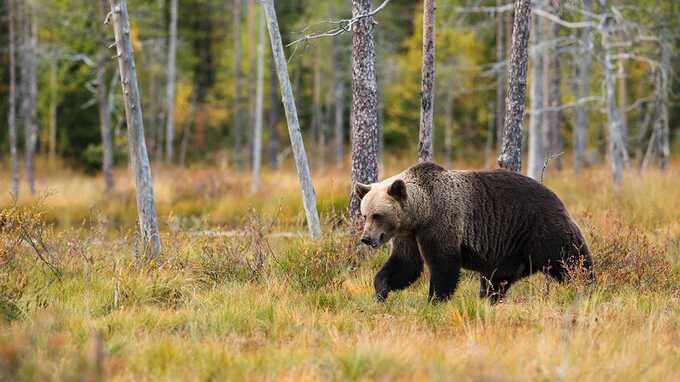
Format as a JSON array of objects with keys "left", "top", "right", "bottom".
[
  {"left": 387, "top": 179, "right": 407, "bottom": 203},
  {"left": 355, "top": 182, "right": 371, "bottom": 199}
]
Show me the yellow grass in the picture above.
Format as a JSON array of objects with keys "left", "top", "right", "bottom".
[{"left": 1, "top": 158, "right": 679, "bottom": 381}]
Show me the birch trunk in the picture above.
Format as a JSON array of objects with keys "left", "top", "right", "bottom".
[
  {"left": 599, "top": 5, "right": 628, "bottom": 186},
  {"left": 545, "top": 17, "right": 563, "bottom": 171},
  {"left": 418, "top": 0, "right": 436, "bottom": 162},
  {"left": 349, "top": 0, "right": 380, "bottom": 226},
  {"left": 657, "top": 38, "right": 670, "bottom": 170},
  {"left": 261, "top": 0, "right": 321, "bottom": 239},
  {"left": 267, "top": 50, "right": 279, "bottom": 168},
  {"left": 617, "top": 59, "right": 627, "bottom": 146},
  {"left": 495, "top": 0, "right": 505, "bottom": 155},
  {"left": 233, "top": 0, "right": 244, "bottom": 169},
  {"left": 573, "top": 0, "right": 592, "bottom": 173},
  {"left": 22, "top": 2, "right": 38, "bottom": 194},
  {"left": 108, "top": 0, "right": 161, "bottom": 257},
  {"left": 312, "top": 46, "right": 323, "bottom": 169},
  {"left": 7, "top": 0, "right": 20, "bottom": 199},
  {"left": 247, "top": 0, "right": 256, "bottom": 167},
  {"left": 498, "top": 0, "right": 531, "bottom": 173},
  {"left": 165, "top": 0, "right": 178, "bottom": 162},
  {"left": 48, "top": 59, "right": 58, "bottom": 166},
  {"left": 527, "top": 5, "right": 544, "bottom": 181},
  {"left": 251, "top": 12, "right": 265, "bottom": 193}
]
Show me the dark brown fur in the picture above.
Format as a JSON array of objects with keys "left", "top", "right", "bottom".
[{"left": 357, "top": 162, "right": 593, "bottom": 303}]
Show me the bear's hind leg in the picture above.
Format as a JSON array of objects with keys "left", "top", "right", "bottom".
[{"left": 374, "top": 235, "right": 423, "bottom": 302}]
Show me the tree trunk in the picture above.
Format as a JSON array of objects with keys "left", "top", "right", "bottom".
[
  {"left": 497, "top": 0, "right": 531, "bottom": 173},
  {"left": 267, "top": 49, "right": 280, "bottom": 168},
  {"left": 418, "top": 0, "right": 436, "bottom": 162},
  {"left": 97, "top": 53, "right": 115, "bottom": 192},
  {"left": 251, "top": 12, "right": 265, "bottom": 193},
  {"left": 349, "top": 0, "right": 380, "bottom": 227},
  {"left": 573, "top": 0, "right": 592, "bottom": 173},
  {"left": 164, "top": 0, "right": 178, "bottom": 163},
  {"left": 261, "top": 0, "right": 321, "bottom": 239},
  {"left": 657, "top": 38, "right": 671, "bottom": 170},
  {"left": 617, "top": 59, "right": 627, "bottom": 147},
  {"left": 108, "top": 0, "right": 161, "bottom": 257},
  {"left": 545, "top": 16, "right": 563, "bottom": 171},
  {"left": 312, "top": 45, "right": 323, "bottom": 170},
  {"left": 599, "top": 5, "right": 628, "bottom": 186},
  {"left": 22, "top": 2, "right": 38, "bottom": 194},
  {"left": 179, "top": 94, "right": 198, "bottom": 167},
  {"left": 495, "top": 0, "right": 506, "bottom": 155},
  {"left": 48, "top": 59, "right": 58, "bottom": 166},
  {"left": 527, "top": 5, "right": 544, "bottom": 181},
  {"left": 233, "top": 0, "right": 244, "bottom": 170},
  {"left": 247, "top": 0, "right": 256, "bottom": 168},
  {"left": 332, "top": 30, "right": 345, "bottom": 169},
  {"left": 7, "top": 0, "right": 20, "bottom": 199}
]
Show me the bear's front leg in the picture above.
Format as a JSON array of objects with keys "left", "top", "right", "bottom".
[
  {"left": 374, "top": 235, "right": 423, "bottom": 302},
  {"left": 417, "top": 235, "right": 462, "bottom": 303}
]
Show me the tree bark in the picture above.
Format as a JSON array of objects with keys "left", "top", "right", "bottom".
[
  {"left": 617, "top": 59, "right": 627, "bottom": 146},
  {"left": 497, "top": 0, "right": 531, "bottom": 173},
  {"left": 545, "top": 15, "right": 563, "bottom": 171},
  {"left": 267, "top": 48, "right": 280, "bottom": 168},
  {"left": 573, "top": 0, "right": 592, "bottom": 173},
  {"left": 108, "top": 0, "right": 162, "bottom": 257},
  {"left": 7, "top": 0, "right": 20, "bottom": 199},
  {"left": 261, "top": 0, "right": 321, "bottom": 239},
  {"left": 233, "top": 0, "right": 244, "bottom": 170},
  {"left": 527, "top": 5, "right": 544, "bottom": 181},
  {"left": 332, "top": 31, "right": 345, "bottom": 169},
  {"left": 312, "top": 45, "right": 324, "bottom": 170},
  {"left": 349, "top": 0, "right": 380, "bottom": 227},
  {"left": 247, "top": 0, "right": 256, "bottom": 168},
  {"left": 21, "top": 1, "right": 38, "bottom": 194},
  {"left": 97, "top": 53, "right": 115, "bottom": 192},
  {"left": 164, "top": 0, "right": 178, "bottom": 163},
  {"left": 251, "top": 12, "right": 265, "bottom": 193},
  {"left": 48, "top": 59, "right": 58, "bottom": 166},
  {"left": 657, "top": 38, "right": 671, "bottom": 170},
  {"left": 599, "top": 4, "right": 628, "bottom": 186},
  {"left": 495, "top": 0, "right": 506, "bottom": 155},
  {"left": 418, "top": 0, "right": 436, "bottom": 162}
]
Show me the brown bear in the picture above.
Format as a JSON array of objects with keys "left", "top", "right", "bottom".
[{"left": 355, "top": 162, "right": 593, "bottom": 303}]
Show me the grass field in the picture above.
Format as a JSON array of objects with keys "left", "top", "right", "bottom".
[{"left": 1, "top": 159, "right": 679, "bottom": 381}]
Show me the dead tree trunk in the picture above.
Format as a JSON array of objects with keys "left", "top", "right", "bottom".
[
  {"left": 332, "top": 33, "right": 345, "bottom": 168},
  {"left": 312, "top": 46, "right": 323, "bottom": 170},
  {"left": 573, "top": 0, "right": 593, "bottom": 173},
  {"left": 544, "top": 15, "right": 563, "bottom": 171},
  {"left": 261, "top": 0, "right": 321, "bottom": 239},
  {"left": 657, "top": 38, "right": 671, "bottom": 170},
  {"left": 97, "top": 53, "right": 115, "bottom": 192},
  {"left": 108, "top": 0, "right": 162, "bottom": 257},
  {"left": 22, "top": 2, "right": 38, "bottom": 194},
  {"left": 527, "top": 4, "right": 544, "bottom": 181},
  {"left": 495, "top": 0, "right": 506, "bottom": 155},
  {"left": 444, "top": 77, "right": 455, "bottom": 167},
  {"left": 233, "top": 0, "right": 244, "bottom": 170},
  {"left": 251, "top": 12, "right": 265, "bottom": 192},
  {"left": 7, "top": 0, "right": 20, "bottom": 199},
  {"left": 247, "top": 0, "right": 256, "bottom": 167},
  {"left": 498, "top": 0, "right": 531, "bottom": 173},
  {"left": 349, "top": 0, "right": 380, "bottom": 227},
  {"left": 267, "top": 50, "right": 279, "bottom": 168},
  {"left": 599, "top": 6, "right": 628, "bottom": 186},
  {"left": 48, "top": 59, "right": 58, "bottom": 166},
  {"left": 164, "top": 0, "right": 178, "bottom": 163},
  {"left": 418, "top": 0, "right": 436, "bottom": 162}
]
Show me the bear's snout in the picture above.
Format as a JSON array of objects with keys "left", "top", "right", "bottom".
[{"left": 360, "top": 235, "right": 381, "bottom": 249}]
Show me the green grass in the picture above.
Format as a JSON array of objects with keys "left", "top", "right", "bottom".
[{"left": 1, "top": 162, "right": 680, "bottom": 380}]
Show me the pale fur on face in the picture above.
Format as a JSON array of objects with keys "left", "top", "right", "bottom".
[{"left": 358, "top": 178, "right": 404, "bottom": 248}]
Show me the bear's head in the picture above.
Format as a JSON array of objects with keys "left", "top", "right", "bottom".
[{"left": 355, "top": 179, "right": 407, "bottom": 248}]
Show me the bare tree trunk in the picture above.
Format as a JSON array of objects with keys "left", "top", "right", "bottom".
[
  {"left": 617, "top": 59, "right": 627, "bottom": 147},
  {"left": 527, "top": 5, "right": 544, "bottom": 181},
  {"left": 179, "top": 94, "right": 197, "bottom": 167},
  {"left": 498, "top": 0, "right": 531, "bottom": 173},
  {"left": 48, "top": 59, "right": 58, "bottom": 166},
  {"left": 164, "top": 0, "right": 178, "bottom": 163},
  {"left": 251, "top": 12, "right": 265, "bottom": 193},
  {"left": 233, "top": 0, "right": 244, "bottom": 170},
  {"left": 349, "top": 0, "right": 380, "bottom": 227},
  {"left": 97, "top": 53, "right": 115, "bottom": 192},
  {"left": 657, "top": 38, "right": 671, "bottom": 170},
  {"left": 599, "top": 5, "right": 628, "bottom": 186},
  {"left": 573, "top": 0, "right": 592, "bottom": 173},
  {"left": 545, "top": 16, "right": 563, "bottom": 171},
  {"left": 7, "top": 0, "right": 20, "bottom": 199},
  {"left": 108, "top": 0, "right": 161, "bottom": 257},
  {"left": 444, "top": 79, "right": 454, "bottom": 167},
  {"left": 418, "top": 0, "right": 436, "bottom": 162},
  {"left": 332, "top": 32, "right": 345, "bottom": 169},
  {"left": 495, "top": 0, "right": 506, "bottom": 155},
  {"left": 261, "top": 0, "right": 321, "bottom": 239},
  {"left": 312, "top": 46, "right": 323, "bottom": 170},
  {"left": 247, "top": 0, "right": 256, "bottom": 168},
  {"left": 267, "top": 49, "right": 279, "bottom": 168},
  {"left": 22, "top": 2, "right": 38, "bottom": 194}
]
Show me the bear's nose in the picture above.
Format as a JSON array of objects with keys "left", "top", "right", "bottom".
[{"left": 360, "top": 236, "right": 372, "bottom": 246}]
